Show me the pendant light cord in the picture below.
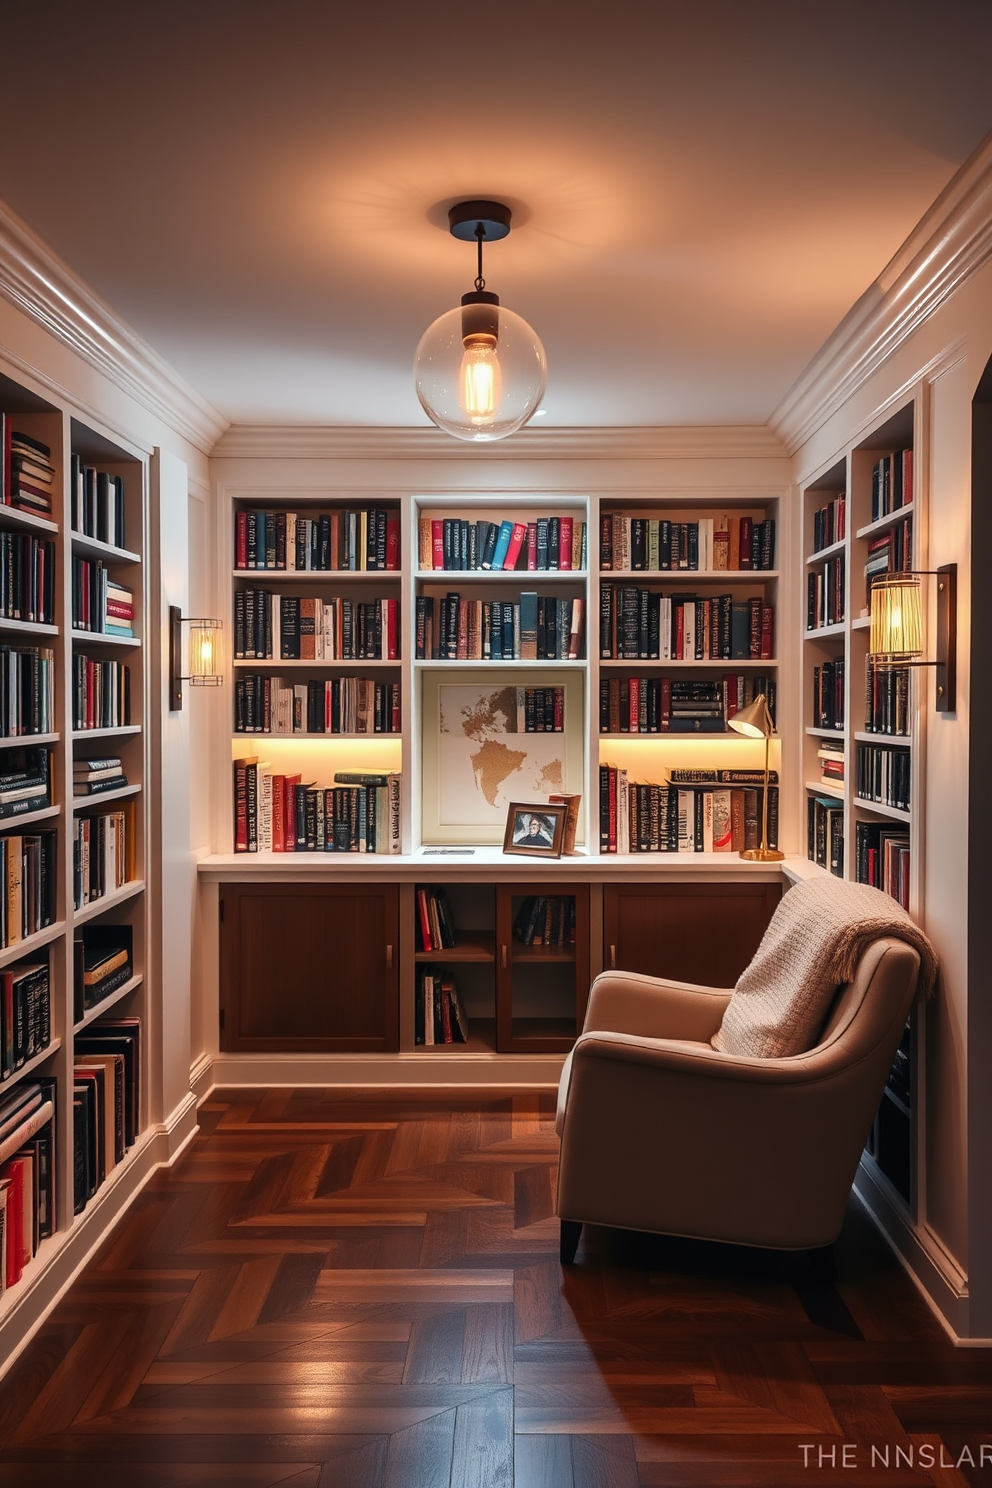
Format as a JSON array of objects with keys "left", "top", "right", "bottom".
[{"left": 475, "top": 223, "right": 486, "bottom": 292}]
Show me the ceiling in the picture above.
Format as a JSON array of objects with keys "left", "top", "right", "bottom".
[{"left": 2, "top": 1, "right": 992, "bottom": 430}]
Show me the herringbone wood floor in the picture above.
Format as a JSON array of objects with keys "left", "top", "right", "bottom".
[{"left": 1, "top": 1089, "right": 990, "bottom": 1487}]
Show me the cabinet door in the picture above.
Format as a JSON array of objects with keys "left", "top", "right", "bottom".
[
  {"left": 495, "top": 885, "right": 590, "bottom": 1052},
  {"left": 603, "top": 882, "right": 781, "bottom": 988},
  {"left": 219, "top": 883, "right": 399, "bottom": 1052}
]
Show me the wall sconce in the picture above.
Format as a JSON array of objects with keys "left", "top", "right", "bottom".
[
  {"left": 169, "top": 606, "right": 223, "bottom": 710},
  {"left": 727, "top": 692, "right": 783, "bottom": 862},
  {"left": 868, "top": 565, "right": 957, "bottom": 712}
]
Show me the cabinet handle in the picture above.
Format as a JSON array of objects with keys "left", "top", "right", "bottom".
[
  {"left": 610, "top": 944, "right": 616, "bottom": 969},
  {"left": 501, "top": 945, "right": 507, "bottom": 970},
  {"left": 386, "top": 944, "right": 393, "bottom": 970}
]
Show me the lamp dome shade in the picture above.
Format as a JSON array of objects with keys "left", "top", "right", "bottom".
[{"left": 414, "top": 302, "right": 547, "bottom": 442}]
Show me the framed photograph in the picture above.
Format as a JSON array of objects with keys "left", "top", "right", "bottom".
[
  {"left": 503, "top": 802, "right": 567, "bottom": 857},
  {"left": 420, "top": 669, "right": 585, "bottom": 845}
]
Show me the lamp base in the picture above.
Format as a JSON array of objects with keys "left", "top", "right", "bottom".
[{"left": 738, "top": 847, "right": 785, "bottom": 862}]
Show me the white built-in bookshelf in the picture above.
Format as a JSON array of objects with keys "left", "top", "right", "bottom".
[
  {"left": 0, "top": 370, "right": 150, "bottom": 1359},
  {"left": 799, "top": 393, "right": 925, "bottom": 1213}
]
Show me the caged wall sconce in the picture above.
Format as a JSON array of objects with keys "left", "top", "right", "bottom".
[
  {"left": 868, "top": 565, "right": 957, "bottom": 712},
  {"left": 169, "top": 607, "right": 222, "bottom": 711}
]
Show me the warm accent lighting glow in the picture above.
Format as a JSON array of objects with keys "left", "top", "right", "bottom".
[
  {"left": 460, "top": 338, "right": 500, "bottom": 423},
  {"left": 869, "top": 572, "right": 924, "bottom": 661}
]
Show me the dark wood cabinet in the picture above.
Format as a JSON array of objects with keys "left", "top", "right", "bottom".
[
  {"left": 496, "top": 884, "right": 590, "bottom": 1052},
  {"left": 219, "top": 882, "right": 399, "bottom": 1052},
  {"left": 603, "top": 881, "right": 781, "bottom": 988}
]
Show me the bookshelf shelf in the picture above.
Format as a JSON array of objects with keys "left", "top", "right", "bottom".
[
  {"left": 806, "top": 779, "right": 844, "bottom": 800},
  {"left": 0, "top": 616, "right": 58, "bottom": 637},
  {"left": 74, "top": 974, "right": 144, "bottom": 1033},
  {"left": 852, "top": 796, "right": 911, "bottom": 823},
  {"left": 805, "top": 539, "right": 845, "bottom": 564},
  {"left": 806, "top": 726, "right": 845, "bottom": 739},
  {"left": 0, "top": 920, "right": 66, "bottom": 969},
  {"left": 851, "top": 616, "right": 871, "bottom": 631},
  {"left": 73, "top": 878, "right": 146, "bottom": 926},
  {"left": 71, "top": 629, "right": 139, "bottom": 648},
  {"left": 232, "top": 568, "right": 400, "bottom": 582},
  {"left": 854, "top": 730, "right": 910, "bottom": 743},
  {"left": 70, "top": 532, "right": 141, "bottom": 564},
  {"left": 804, "top": 620, "right": 845, "bottom": 639},
  {"left": 414, "top": 657, "right": 583, "bottom": 670},
  {"left": 0, "top": 804, "right": 60, "bottom": 830},
  {"left": 72, "top": 783, "right": 141, "bottom": 810},
  {"left": 0, "top": 1037, "right": 62, "bottom": 1091},
  {"left": 72, "top": 725, "right": 142, "bottom": 741},
  {"left": 598, "top": 568, "right": 778, "bottom": 582},
  {"left": 856, "top": 501, "right": 915, "bottom": 541},
  {"left": 415, "top": 933, "right": 494, "bottom": 964},
  {"left": 0, "top": 505, "right": 59, "bottom": 535},
  {"left": 415, "top": 568, "right": 586, "bottom": 583},
  {"left": 598, "top": 658, "right": 775, "bottom": 670},
  {"left": 0, "top": 732, "right": 59, "bottom": 749},
  {"left": 232, "top": 657, "right": 399, "bottom": 670}
]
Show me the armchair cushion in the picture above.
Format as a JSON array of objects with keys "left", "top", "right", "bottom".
[{"left": 712, "top": 876, "right": 937, "bottom": 1058}]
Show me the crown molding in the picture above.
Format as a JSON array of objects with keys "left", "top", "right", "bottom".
[
  {"left": 210, "top": 422, "right": 789, "bottom": 462},
  {"left": 771, "top": 134, "right": 992, "bottom": 454},
  {"left": 0, "top": 198, "right": 227, "bottom": 455}
]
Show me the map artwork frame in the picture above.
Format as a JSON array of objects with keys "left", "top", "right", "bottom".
[
  {"left": 420, "top": 669, "right": 585, "bottom": 845},
  {"left": 502, "top": 801, "right": 567, "bottom": 858}
]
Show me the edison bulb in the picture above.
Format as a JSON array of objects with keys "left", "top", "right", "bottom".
[{"left": 414, "top": 304, "right": 546, "bottom": 442}]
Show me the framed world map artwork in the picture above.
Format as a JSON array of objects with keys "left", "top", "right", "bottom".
[{"left": 420, "top": 670, "right": 585, "bottom": 844}]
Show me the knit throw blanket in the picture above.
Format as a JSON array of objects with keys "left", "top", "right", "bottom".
[{"left": 712, "top": 876, "right": 938, "bottom": 1059}]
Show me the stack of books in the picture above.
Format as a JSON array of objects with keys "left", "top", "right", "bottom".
[
  {"left": 104, "top": 581, "right": 134, "bottom": 638},
  {"left": 0, "top": 748, "right": 50, "bottom": 820},
  {"left": 73, "top": 925, "right": 133, "bottom": 1019},
  {"left": 73, "top": 757, "right": 127, "bottom": 798},
  {"left": 818, "top": 741, "right": 845, "bottom": 787},
  {"left": 1, "top": 423, "right": 55, "bottom": 517},
  {"left": 0, "top": 1079, "right": 57, "bottom": 1288},
  {"left": 73, "top": 1019, "right": 141, "bottom": 1214}
]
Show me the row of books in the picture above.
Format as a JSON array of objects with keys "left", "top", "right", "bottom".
[
  {"left": 415, "top": 968, "right": 469, "bottom": 1046},
  {"left": 72, "top": 655, "right": 132, "bottom": 731},
  {"left": 235, "top": 507, "right": 400, "bottom": 572},
  {"left": 74, "top": 756, "right": 127, "bottom": 799},
  {"left": 72, "top": 805, "right": 134, "bottom": 910},
  {"left": 71, "top": 560, "right": 134, "bottom": 638},
  {"left": 600, "top": 766, "right": 779, "bottom": 853},
  {"left": 233, "top": 591, "right": 400, "bottom": 662},
  {"left": 864, "top": 660, "right": 910, "bottom": 737},
  {"left": 855, "top": 743, "right": 911, "bottom": 812},
  {"left": 73, "top": 924, "right": 134, "bottom": 1022},
  {"left": 1, "top": 957, "right": 50, "bottom": 1081},
  {"left": 0, "top": 1079, "right": 56, "bottom": 1292},
  {"left": 513, "top": 895, "right": 576, "bottom": 947},
  {"left": 600, "top": 515, "right": 775, "bottom": 573},
  {"left": 864, "top": 514, "right": 912, "bottom": 608},
  {"left": 234, "top": 675, "right": 400, "bottom": 735},
  {"left": 0, "top": 532, "right": 55, "bottom": 625},
  {"left": 1, "top": 828, "right": 57, "bottom": 949},
  {"left": 808, "top": 795, "right": 844, "bottom": 877},
  {"left": 811, "top": 493, "right": 845, "bottom": 553},
  {"left": 600, "top": 588, "right": 773, "bottom": 661},
  {"left": 807, "top": 555, "right": 844, "bottom": 630},
  {"left": 74, "top": 1019, "right": 141, "bottom": 1215},
  {"left": 70, "top": 456, "right": 127, "bottom": 549},
  {"left": 0, "top": 421, "right": 54, "bottom": 517},
  {"left": 0, "top": 747, "right": 51, "bottom": 821},
  {"left": 812, "top": 659, "right": 845, "bottom": 732},
  {"left": 599, "top": 674, "right": 776, "bottom": 734},
  {"left": 855, "top": 821, "right": 910, "bottom": 910},
  {"left": 233, "top": 761, "right": 401, "bottom": 854},
  {"left": 414, "top": 594, "right": 584, "bottom": 661},
  {"left": 415, "top": 886, "right": 456, "bottom": 952},
  {"left": 0, "top": 647, "right": 55, "bottom": 739},
  {"left": 871, "top": 449, "right": 913, "bottom": 522},
  {"left": 418, "top": 514, "right": 587, "bottom": 573}
]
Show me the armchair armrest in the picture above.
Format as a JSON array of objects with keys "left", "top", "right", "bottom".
[{"left": 583, "top": 970, "right": 732, "bottom": 1042}]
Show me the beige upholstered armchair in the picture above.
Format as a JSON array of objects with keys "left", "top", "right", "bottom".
[{"left": 556, "top": 932, "right": 922, "bottom": 1263}]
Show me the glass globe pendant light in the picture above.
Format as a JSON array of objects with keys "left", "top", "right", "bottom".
[{"left": 414, "top": 201, "right": 547, "bottom": 442}]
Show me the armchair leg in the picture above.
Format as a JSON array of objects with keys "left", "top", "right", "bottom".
[{"left": 560, "top": 1219, "right": 582, "bottom": 1265}]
